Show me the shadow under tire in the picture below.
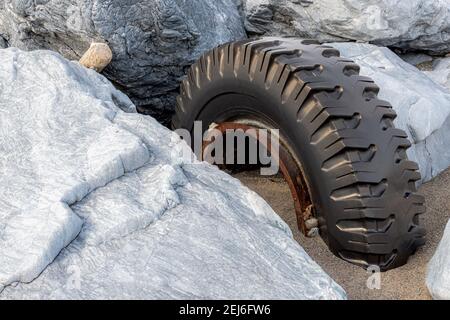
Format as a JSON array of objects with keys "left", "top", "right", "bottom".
[{"left": 172, "top": 37, "right": 426, "bottom": 271}]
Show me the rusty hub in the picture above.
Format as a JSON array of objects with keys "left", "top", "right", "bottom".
[{"left": 201, "top": 122, "right": 315, "bottom": 236}]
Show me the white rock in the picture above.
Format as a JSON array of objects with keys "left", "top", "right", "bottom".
[
  {"left": 0, "top": 47, "right": 146, "bottom": 289},
  {"left": 244, "top": 0, "right": 450, "bottom": 54},
  {"left": 329, "top": 43, "right": 450, "bottom": 183},
  {"left": 425, "top": 58, "right": 450, "bottom": 90},
  {"left": 0, "top": 48, "right": 345, "bottom": 300},
  {"left": 427, "top": 221, "right": 450, "bottom": 300}
]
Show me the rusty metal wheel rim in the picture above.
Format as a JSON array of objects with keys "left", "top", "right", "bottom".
[{"left": 201, "top": 121, "right": 317, "bottom": 236}]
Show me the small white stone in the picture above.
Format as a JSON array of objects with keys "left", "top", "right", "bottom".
[
  {"left": 305, "top": 218, "right": 319, "bottom": 230},
  {"left": 307, "top": 228, "right": 320, "bottom": 238}
]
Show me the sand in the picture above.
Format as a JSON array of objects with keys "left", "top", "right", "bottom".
[{"left": 233, "top": 168, "right": 450, "bottom": 300}]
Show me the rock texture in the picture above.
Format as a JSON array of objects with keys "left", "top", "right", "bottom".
[
  {"left": 329, "top": 43, "right": 450, "bottom": 183},
  {"left": 400, "top": 53, "right": 434, "bottom": 67},
  {"left": 0, "top": 0, "right": 246, "bottom": 125},
  {"left": 0, "top": 47, "right": 142, "bottom": 290},
  {"left": 425, "top": 57, "right": 450, "bottom": 90},
  {"left": 244, "top": 0, "right": 450, "bottom": 54},
  {"left": 0, "top": 48, "right": 345, "bottom": 300},
  {"left": 427, "top": 220, "right": 450, "bottom": 300}
]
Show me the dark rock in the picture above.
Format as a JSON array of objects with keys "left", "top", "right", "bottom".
[
  {"left": 0, "top": 0, "right": 246, "bottom": 125},
  {"left": 244, "top": 0, "right": 450, "bottom": 55}
]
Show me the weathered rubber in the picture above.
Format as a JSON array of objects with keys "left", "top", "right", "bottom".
[{"left": 172, "top": 37, "right": 426, "bottom": 271}]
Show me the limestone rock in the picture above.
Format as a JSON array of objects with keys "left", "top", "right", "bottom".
[
  {"left": 427, "top": 220, "right": 450, "bottom": 300},
  {"left": 0, "top": 47, "right": 345, "bottom": 300},
  {"left": 425, "top": 57, "right": 450, "bottom": 90}
]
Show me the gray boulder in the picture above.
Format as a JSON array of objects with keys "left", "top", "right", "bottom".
[
  {"left": 329, "top": 43, "right": 450, "bottom": 183},
  {"left": 0, "top": 0, "right": 246, "bottom": 125},
  {"left": 244, "top": 0, "right": 450, "bottom": 55},
  {"left": 425, "top": 57, "right": 450, "bottom": 90},
  {"left": 427, "top": 220, "right": 450, "bottom": 299},
  {"left": 0, "top": 47, "right": 345, "bottom": 299}
]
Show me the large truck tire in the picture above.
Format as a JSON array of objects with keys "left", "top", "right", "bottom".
[{"left": 172, "top": 38, "right": 426, "bottom": 271}]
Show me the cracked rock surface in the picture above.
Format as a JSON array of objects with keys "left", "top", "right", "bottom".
[
  {"left": 0, "top": 48, "right": 345, "bottom": 300},
  {"left": 244, "top": 0, "right": 450, "bottom": 55},
  {"left": 425, "top": 57, "right": 450, "bottom": 91},
  {"left": 330, "top": 43, "right": 450, "bottom": 183},
  {"left": 0, "top": 0, "right": 246, "bottom": 125}
]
